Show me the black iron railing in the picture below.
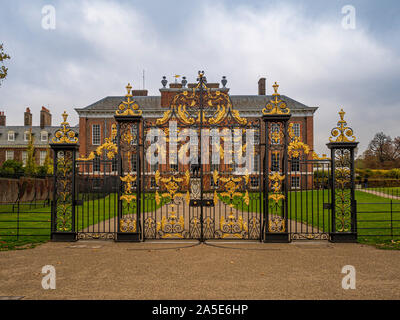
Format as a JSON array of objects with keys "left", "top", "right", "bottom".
[{"left": 0, "top": 201, "right": 51, "bottom": 240}]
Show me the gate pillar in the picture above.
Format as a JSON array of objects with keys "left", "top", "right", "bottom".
[
  {"left": 114, "top": 83, "right": 143, "bottom": 242},
  {"left": 262, "top": 82, "right": 291, "bottom": 243},
  {"left": 50, "top": 111, "right": 79, "bottom": 242},
  {"left": 327, "top": 109, "right": 358, "bottom": 243}
]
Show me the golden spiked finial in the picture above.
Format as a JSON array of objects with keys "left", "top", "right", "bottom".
[
  {"left": 61, "top": 110, "right": 68, "bottom": 124},
  {"left": 329, "top": 108, "right": 356, "bottom": 143},
  {"left": 272, "top": 82, "right": 279, "bottom": 95},
  {"left": 125, "top": 83, "right": 132, "bottom": 95},
  {"left": 262, "top": 81, "right": 290, "bottom": 115},
  {"left": 116, "top": 82, "right": 143, "bottom": 116}
]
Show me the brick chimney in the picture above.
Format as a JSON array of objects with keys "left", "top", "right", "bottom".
[
  {"left": 258, "top": 78, "right": 266, "bottom": 95},
  {"left": 24, "top": 107, "right": 32, "bottom": 126},
  {"left": 0, "top": 111, "right": 5, "bottom": 126},
  {"left": 40, "top": 106, "right": 52, "bottom": 128}
]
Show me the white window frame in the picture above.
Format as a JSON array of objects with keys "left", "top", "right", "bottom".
[
  {"left": 92, "top": 124, "right": 101, "bottom": 146},
  {"left": 292, "top": 123, "right": 301, "bottom": 141},
  {"left": 39, "top": 151, "right": 47, "bottom": 166},
  {"left": 291, "top": 176, "right": 301, "bottom": 189},
  {"left": 253, "top": 154, "right": 260, "bottom": 173},
  {"left": 24, "top": 131, "right": 30, "bottom": 142},
  {"left": 93, "top": 155, "right": 101, "bottom": 173},
  {"left": 291, "top": 157, "right": 300, "bottom": 172},
  {"left": 41, "top": 131, "right": 48, "bottom": 142},
  {"left": 111, "top": 157, "right": 118, "bottom": 173},
  {"left": 22, "top": 151, "right": 28, "bottom": 166},
  {"left": 6, "top": 150, "right": 14, "bottom": 160},
  {"left": 8, "top": 131, "right": 15, "bottom": 142}
]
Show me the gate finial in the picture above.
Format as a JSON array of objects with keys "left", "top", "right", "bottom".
[
  {"left": 329, "top": 108, "right": 356, "bottom": 142},
  {"left": 262, "top": 81, "right": 290, "bottom": 115},
  {"left": 52, "top": 110, "right": 78, "bottom": 144},
  {"left": 115, "top": 82, "right": 143, "bottom": 116}
]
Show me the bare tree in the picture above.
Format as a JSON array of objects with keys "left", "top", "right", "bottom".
[{"left": 362, "top": 132, "right": 400, "bottom": 168}]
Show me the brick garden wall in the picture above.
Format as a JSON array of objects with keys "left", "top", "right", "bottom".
[{"left": 0, "top": 177, "right": 53, "bottom": 203}]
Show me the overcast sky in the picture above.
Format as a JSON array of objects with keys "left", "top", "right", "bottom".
[{"left": 0, "top": 0, "right": 399, "bottom": 154}]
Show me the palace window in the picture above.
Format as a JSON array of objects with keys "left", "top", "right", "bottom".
[
  {"left": 291, "top": 157, "right": 300, "bottom": 172},
  {"left": 291, "top": 176, "right": 300, "bottom": 189},
  {"left": 271, "top": 152, "right": 280, "bottom": 172},
  {"left": 8, "top": 131, "right": 15, "bottom": 142},
  {"left": 24, "top": 131, "right": 30, "bottom": 142},
  {"left": 253, "top": 154, "right": 260, "bottom": 173},
  {"left": 111, "top": 157, "right": 118, "bottom": 172},
  {"left": 130, "top": 154, "right": 137, "bottom": 172},
  {"left": 41, "top": 131, "right": 48, "bottom": 142},
  {"left": 92, "top": 124, "right": 101, "bottom": 145},
  {"left": 22, "top": 151, "right": 27, "bottom": 166},
  {"left": 291, "top": 123, "right": 300, "bottom": 141},
  {"left": 93, "top": 155, "right": 100, "bottom": 173},
  {"left": 39, "top": 151, "right": 47, "bottom": 166},
  {"left": 6, "top": 150, "right": 14, "bottom": 160}
]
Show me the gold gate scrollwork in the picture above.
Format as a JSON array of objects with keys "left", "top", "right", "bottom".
[
  {"left": 213, "top": 169, "right": 250, "bottom": 238},
  {"left": 154, "top": 169, "right": 191, "bottom": 238}
]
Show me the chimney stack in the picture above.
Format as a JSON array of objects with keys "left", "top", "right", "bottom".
[
  {"left": 258, "top": 78, "right": 266, "bottom": 95},
  {"left": 24, "top": 107, "right": 32, "bottom": 126},
  {"left": 0, "top": 111, "right": 5, "bottom": 126},
  {"left": 40, "top": 106, "right": 52, "bottom": 128}
]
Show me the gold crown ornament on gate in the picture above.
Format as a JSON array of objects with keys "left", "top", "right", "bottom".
[
  {"left": 52, "top": 111, "right": 78, "bottom": 144},
  {"left": 115, "top": 83, "right": 143, "bottom": 116},
  {"left": 329, "top": 108, "right": 356, "bottom": 143},
  {"left": 262, "top": 82, "right": 290, "bottom": 115}
]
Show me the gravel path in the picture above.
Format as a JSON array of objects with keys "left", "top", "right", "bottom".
[{"left": 1, "top": 240, "right": 399, "bottom": 299}]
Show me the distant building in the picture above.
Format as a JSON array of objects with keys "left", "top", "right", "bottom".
[{"left": 0, "top": 107, "right": 78, "bottom": 167}]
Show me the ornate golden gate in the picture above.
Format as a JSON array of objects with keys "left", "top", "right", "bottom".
[{"left": 142, "top": 72, "right": 262, "bottom": 240}]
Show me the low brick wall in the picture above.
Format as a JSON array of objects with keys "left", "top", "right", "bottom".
[{"left": 0, "top": 177, "right": 53, "bottom": 203}]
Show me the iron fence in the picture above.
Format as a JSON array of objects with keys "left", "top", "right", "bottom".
[
  {"left": 357, "top": 200, "right": 400, "bottom": 238},
  {"left": 0, "top": 201, "right": 51, "bottom": 240}
]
